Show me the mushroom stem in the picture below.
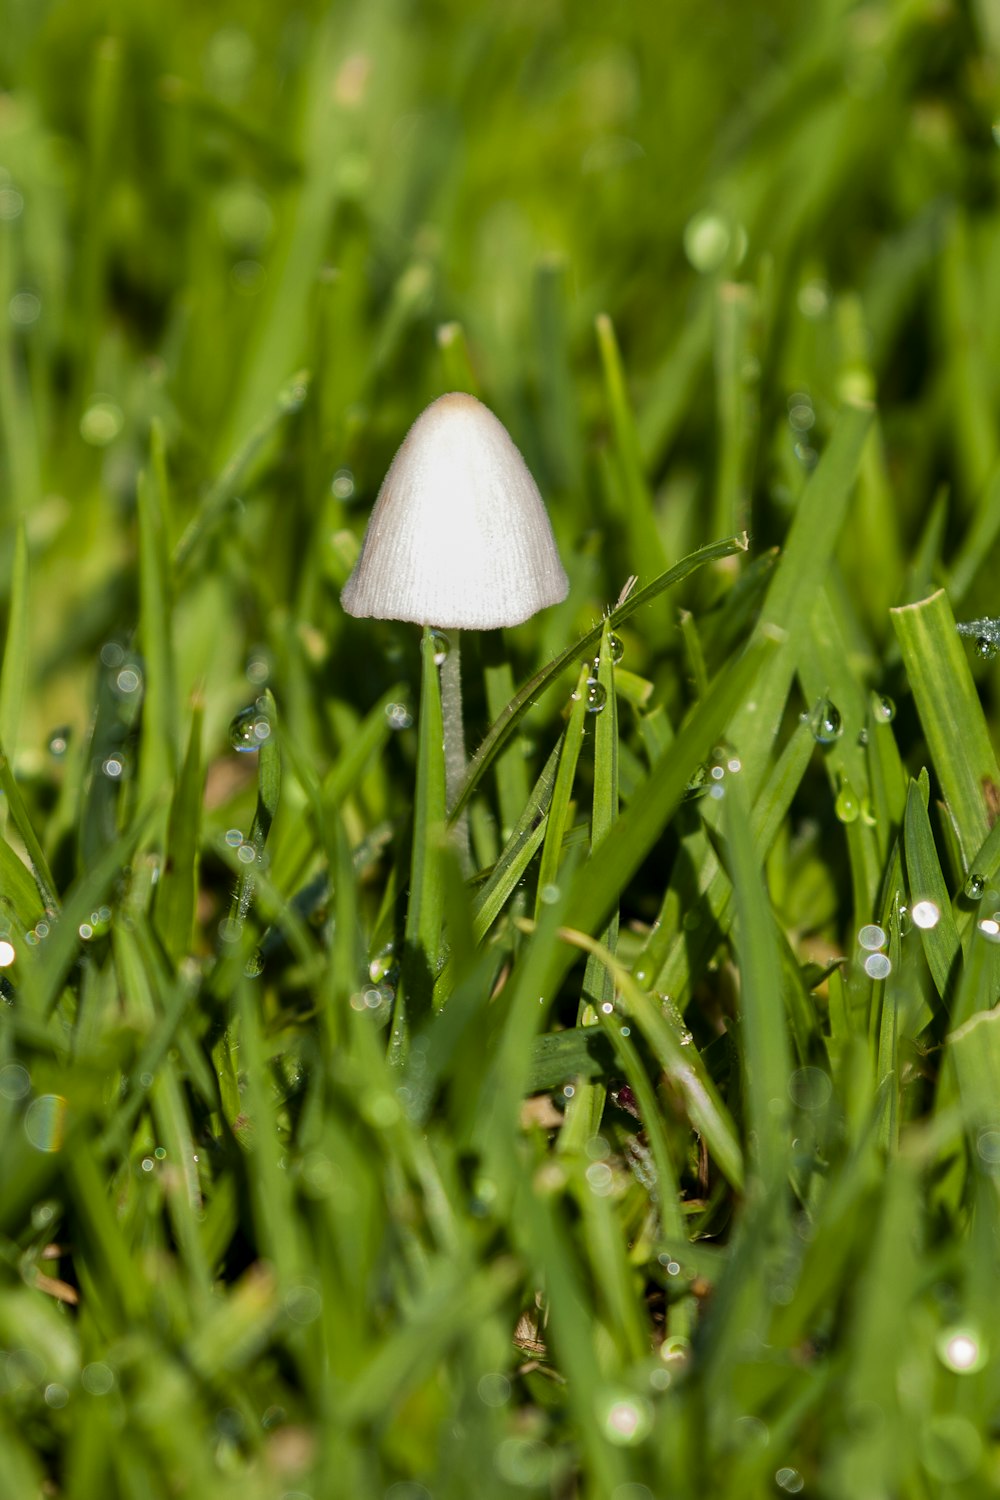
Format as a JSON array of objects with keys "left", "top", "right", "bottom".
[{"left": 439, "top": 630, "right": 471, "bottom": 871}]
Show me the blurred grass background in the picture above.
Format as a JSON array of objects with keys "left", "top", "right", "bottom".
[{"left": 3, "top": 0, "right": 1000, "bottom": 1497}]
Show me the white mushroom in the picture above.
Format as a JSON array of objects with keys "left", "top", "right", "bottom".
[
  {"left": 341, "top": 392, "right": 569, "bottom": 869},
  {"left": 340, "top": 392, "right": 568, "bottom": 629}
]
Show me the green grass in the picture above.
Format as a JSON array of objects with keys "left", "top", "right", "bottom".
[{"left": 2, "top": 1, "right": 1000, "bottom": 1496}]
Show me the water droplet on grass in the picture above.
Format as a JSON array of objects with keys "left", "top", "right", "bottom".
[
  {"left": 246, "top": 650, "right": 270, "bottom": 685},
  {"left": 911, "top": 899, "right": 940, "bottom": 929},
  {"left": 965, "top": 874, "right": 985, "bottom": 900},
  {"left": 835, "top": 778, "right": 859, "bottom": 823},
  {"left": 937, "top": 1328, "right": 985, "bottom": 1373},
  {"left": 807, "top": 696, "right": 842, "bottom": 744},
  {"left": 477, "top": 1372, "right": 511, "bottom": 1408},
  {"left": 229, "top": 700, "right": 271, "bottom": 750},
  {"left": 331, "top": 467, "right": 355, "bottom": 500},
  {"left": 0, "top": 1063, "right": 30, "bottom": 1099},
  {"left": 977, "top": 637, "right": 997, "bottom": 661},
  {"left": 277, "top": 374, "right": 308, "bottom": 412},
  {"left": 80, "top": 396, "right": 123, "bottom": 446},
  {"left": 600, "top": 1392, "right": 652, "bottom": 1445},
  {"left": 10, "top": 291, "right": 41, "bottom": 326},
  {"left": 609, "top": 632, "right": 624, "bottom": 663},
  {"left": 787, "top": 392, "right": 815, "bottom": 432},
  {"left": 430, "top": 629, "right": 450, "bottom": 664},
  {"left": 585, "top": 677, "right": 607, "bottom": 713},
  {"left": 80, "top": 1362, "right": 115, "bottom": 1396},
  {"left": 858, "top": 924, "right": 886, "bottom": 951},
  {"left": 113, "top": 664, "right": 142, "bottom": 699},
  {"left": 864, "top": 952, "right": 892, "bottom": 980},
  {"left": 874, "top": 694, "right": 895, "bottom": 722},
  {"left": 24, "top": 1094, "right": 68, "bottom": 1152},
  {"left": 385, "top": 701, "right": 412, "bottom": 730},
  {"left": 47, "top": 727, "right": 71, "bottom": 757}
]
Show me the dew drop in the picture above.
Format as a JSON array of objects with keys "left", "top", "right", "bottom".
[
  {"left": 80, "top": 396, "right": 124, "bottom": 447},
  {"left": 331, "top": 467, "right": 355, "bottom": 501},
  {"left": 864, "top": 952, "right": 892, "bottom": 980},
  {"left": 246, "top": 650, "right": 271, "bottom": 686},
  {"left": 857, "top": 727, "right": 869, "bottom": 747},
  {"left": 897, "top": 904, "right": 912, "bottom": 937},
  {"left": 478, "top": 1372, "right": 511, "bottom": 1408},
  {"left": 369, "top": 949, "right": 398, "bottom": 984},
  {"left": 277, "top": 373, "right": 308, "bottom": 412},
  {"left": 858, "top": 924, "right": 886, "bottom": 951},
  {"left": 834, "top": 778, "right": 859, "bottom": 824},
  {"left": 806, "top": 696, "right": 842, "bottom": 745},
  {"left": 112, "top": 664, "right": 142, "bottom": 698},
  {"left": 787, "top": 392, "right": 815, "bottom": 432},
  {"left": 244, "top": 950, "right": 264, "bottom": 978},
  {"left": 911, "top": 899, "right": 940, "bottom": 930},
  {"left": 873, "top": 694, "right": 895, "bottom": 723},
  {"left": 600, "top": 1391, "right": 652, "bottom": 1445},
  {"left": 937, "top": 1327, "right": 985, "bottom": 1374},
  {"left": 24, "top": 1094, "right": 68, "bottom": 1152},
  {"left": 798, "top": 279, "right": 830, "bottom": 318},
  {"left": 976, "top": 637, "right": 997, "bottom": 661},
  {"left": 683, "top": 210, "right": 732, "bottom": 273},
  {"left": 609, "top": 632, "right": 625, "bottom": 664},
  {"left": 229, "top": 700, "right": 271, "bottom": 751},
  {"left": 430, "top": 629, "right": 450, "bottom": 665},
  {"left": 384, "top": 701, "right": 413, "bottom": 731},
  {"left": 48, "top": 726, "right": 71, "bottom": 758},
  {"left": 965, "top": 874, "right": 986, "bottom": 901},
  {"left": 585, "top": 677, "right": 607, "bottom": 714}
]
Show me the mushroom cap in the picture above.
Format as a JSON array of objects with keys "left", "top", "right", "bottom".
[{"left": 340, "top": 392, "right": 569, "bottom": 629}]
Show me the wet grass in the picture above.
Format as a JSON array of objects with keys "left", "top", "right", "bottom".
[{"left": 2, "top": 2, "right": 1000, "bottom": 1496}]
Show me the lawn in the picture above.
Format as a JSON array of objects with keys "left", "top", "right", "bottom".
[{"left": 2, "top": 1, "right": 1000, "bottom": 1496}]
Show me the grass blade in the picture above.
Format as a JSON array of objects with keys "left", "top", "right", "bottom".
[
  {"left": 725, "top": 400, "right": 874, "bottom": 794},
  {"left": 726, "top": 772, "right": 791, "bottom": 1190},
  {"left": 557, "top": 630, "right": 780, "bottom": 957},
  {"left": 892, "top": 587, "right": 1000, "bottom": 869},
  {"left": 0, "top": 745, "right": 60, "bottom": 916},
  {"left": 452, "top": 534, "right": 748, "bottom": 820},
  {"left": 0, "top": 522, "right": 28, "bottom": 751},
  {"left": 136, "top": 461, "right": 177, "bottom": 812},
  {"left": 903, "top": 777, "right": 960, "bottom": 1005}
]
